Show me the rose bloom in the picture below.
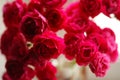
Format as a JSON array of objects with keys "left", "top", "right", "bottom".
[
  {"left": 87, "top": 32, "right": 109, "bottom": 53},
  {"left": 3, "top": 0, "right": 26, "bottom": 28},
  {"left": 89, "top": 52, "right": 110, "bottom": 77},
  {"left": 64, "top": 33, "right": 85, "bottom": 60},
  {"left": 20, "top": 10, "right": 48, "bottom": 40},
  {"left": 39, "top": 0, "right": 66, "bottom": 8},
  {"left": 36, "top": 62, "right": 57, "bottom": 80},
  {"left": 80, "top": 0, "right": 102, "bottom": 18},
  {"left": 76, "top": 40, "right": 97, "bottom": 66},
  {"left": 101, "top": 28, "right": 118, "bottom": 62},
  {"left": 45, "top": 8, "right": 66, "bottom": 32},
  {"left": 102, "top": 0, "right": 120, "bottom": 17},
  {"left": 5, "top": 60, "right": 24, "bottom": 80},
  {"left": 0, "top": 28, "right": 19, "bottom": 56},
  {"left": 8, "top": 33, "right": 28, "bottom": 61},
  {"left": 64, "top": 13, "right": 89, "bottom": 33},
  {"left": 32, "top": 31, "right": 64, "bottom": 60}
]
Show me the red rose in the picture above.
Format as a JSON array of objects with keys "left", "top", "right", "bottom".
[
  {"left": 86, "top": 21, "right": 101, "bottom": 35},
  {"left": 36, "top": 62, "right": 57, "bottom": 80},
  {"left": 102, "top": 0, "right": 120, "bottom": 17},
  {"left": 20, "top": 10, "right": 48, "bottom": 40},
  {"left": 5, "top": 60, "right": 24, "bottom": 80},
  {"left": 64, "top": 13, "right": 89, "bottom": 33},
  {"left": 0, "top": 28, "right": 19, "bottom": 56},
  {"left": 33, "top": 31, "right": 64, "bottom": 60},
  {"left": 76, "top": 40, "right": 97, "bottom": 66},
  {"left": 25, "top": 48, "right": 47, "bottom": 69},
  {"left": 20, "top": 66, "right": 35, "bottom": 80},
  {"left": 89, "top": 52, "right": 110, "bottom": 77},
  {"left": 80, "top": 0, "right": 102, "bottom": 18},
  {"left": 40, "top": 0, "right": 66, "bottom": 8},
  {"left": 3, "top": 0, "right": 26, "bottom": 28},
  {"left": 102, "top": 28, "right": 118, "bottom": 62},
  {"left": 45, "top": 9, "right": 66, "bottom": 32},
  {"left": 87, "top": 33, "right": 108, "bottom": 53},
  {"left": 28, "top": 0, "right": 44, "bottom": 14},
  {"left": 64, "top": 33, "right": 85, "bottom": 60},
  {"left": 8, "top": 33, "right": 28, "bottom": 61}
]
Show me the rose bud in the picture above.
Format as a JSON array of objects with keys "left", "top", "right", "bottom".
[
  {"left": 40, "top": 0, "right": 67, "bottom": 8},
  {"left": 76, "top": 40, "right": 98, "bottom": 66},
  {"left": 3, "top": 0, "right": 26, "bottom": 28},
  {"left": 45, "top": 8, "right": 66, "bottom": 32},
  {"left": 89, "top": 52, "right": 110, "bottom": 77},
  {"left": 80, "top": 0, "right": 102, "bottom": 18},
  {"left": 20, "top": 10, "right": 48, "bottom": 40},
  {"left": 32, "top": 31, "right": 65, "bottom": 60}
]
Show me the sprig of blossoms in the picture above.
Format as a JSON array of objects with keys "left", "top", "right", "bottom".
[{"left": 0, "top": 0, "right": 119, "bottom": 80}]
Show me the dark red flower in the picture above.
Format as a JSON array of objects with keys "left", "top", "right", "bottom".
[
  {"left": 76, "top": 40, "right": 97, "bottom": 66},
  {"left": 89, "top": 52, "right": 110, "bottom": 77},
  {"left": 3, "top": 0, "right": 26, "bottom": 28},
  {"left": 80, "top": 0, "right": 102, "bottom": 17},
  {"left": 20, "top": 10, "right": 48, "bottom": 40},
  {"left": 5, "top": 60, "right": 24, "bottom": 80}
]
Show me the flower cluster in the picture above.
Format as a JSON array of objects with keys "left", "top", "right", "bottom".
[{"left": 0, "top": 0, "right": 119, "bottom": 80}]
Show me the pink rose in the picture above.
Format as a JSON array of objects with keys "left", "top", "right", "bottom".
[
  {"left": 64, "top": 33, "right": 85, "bottom": 60},
  {"left": 33, "top": 31, "right": 64, "bottom": 60},
  {"left": 45, "top": 8, "right": 66, "bottom": 32},
  {"left": 76, "top": 40, "right": 97, "bottom": 66},
  {"left": 36, "top": 62, "right": 57, "bottom": 80},
  {"left": 80, "top": 0, "right": 102, "bottom": 18},
  {"left": 20, "top": 10, "right": 48, "bottom": 40},
  {"left": 89, "top": 52, "right": 110, "bottom": 77},
  {"left": 102, "top": 0, "right": 120, "bottom": 17},
  {"left": 3, "top": 0, "right": 26, "bottom": 28},
  {"left": 40, "top": 0, "right": 66, "bottom": 8}
]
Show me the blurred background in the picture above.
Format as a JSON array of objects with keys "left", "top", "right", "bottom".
[{"left": 0, "top": 0, "right": 120, "bottom": 80}]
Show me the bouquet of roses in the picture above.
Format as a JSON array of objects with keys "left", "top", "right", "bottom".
[{"left": 0, "top": 0, "right": 119, "bottom": 80}]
